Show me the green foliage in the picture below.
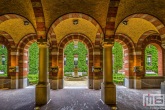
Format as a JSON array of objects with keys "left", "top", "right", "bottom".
[
  {"left": 145, "top": 45, "right": 158, "bottom": 73},
  {"left": 112, "top": 42, "right": 123, "bottom": 73},
  {"left": 145, "top": 73, "right": 158, "bottom": 76},
  {"left": 28, "top": 42, "right": 39, "bottom": 74},
  {"left": 0, "top": 45, "right": 7, "bottom": 75},
  {"left": 113, "top": 73, "right": 125, "bottom": 84},
  {"left": 28, "top": 74, "right": 38, "bottom": 84},
  {"left": 64, "top": 42, "right": 87, "bottom": 72}
]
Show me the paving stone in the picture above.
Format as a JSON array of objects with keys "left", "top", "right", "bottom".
[{"left": 0, "top": 85, "right": 161, "bottom": 110}]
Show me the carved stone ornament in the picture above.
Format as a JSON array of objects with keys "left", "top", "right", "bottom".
[
  {"left": 37, "top": 36, "right": 48, "bottom": 45},
  {"left": 50, "top": 66, "right": 59, "bottom": 73},
  {"left": 102, "top": 37, "right": 114, "bottom": 47},
  {"left": 9, "top": 66, "right": 19, "bottom": 72}
]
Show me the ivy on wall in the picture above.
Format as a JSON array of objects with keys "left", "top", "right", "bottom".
[
  {"left": 28, "top": 42, "right": 39, "bottom": 74},
  {"left": 0, "top": 45, "right": 7, "bottom": 73},
  {"left": 112, "top": 42, "right": 123, "bottom": 73},
  {"left": 64, "top": 42, "right": 87, "bottom": 72},
  {"left": 145, "top": 45, "right": 158, "bottom": 73}
]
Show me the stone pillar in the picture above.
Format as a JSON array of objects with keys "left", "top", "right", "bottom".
[
  {"left": 161, "top": 81, "right": 165, "bottom": 94},
  {"left": 50, "top": 66, "right": 58, "bottom": 90},
  {"left": 101, "top": 38, "right": 116, "bottom": 106},
  {"left": 133, "top": 66, "right": 143, "bottom": 89},
  {"left": 9, "top": 66, "right": 19, "bottom": 89},
  {"left": 36, "top": 39, "right": 50, "bottom": 106},
  {"left": 93, "top": 66, "right": 102, "bottom": 90}
]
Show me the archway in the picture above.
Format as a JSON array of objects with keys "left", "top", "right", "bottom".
[
  {"left": 17, "top": 34, "right": 37, "bottom": 88},
  {"left": 58, "top": 34, "right": 94, "bottom": 89},
  {"left": 114, "top": 34, "right": 135, "bottom": 88},
  {"left": 145, "top": 44, "right": 159, "bottom": 76},
  {"left": 0, "top": 44, "right": 8, "bottom": 77},
  {"left": 27, "top": 42, "right": 39, "bottom": 85},
  {"left": 63, "top": 41, "right": 88, "bottom": 88},
  {"left": 112, "top": 42, "right": 124, "bottom": 85}
]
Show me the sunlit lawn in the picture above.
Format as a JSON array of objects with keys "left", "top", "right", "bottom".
[{"left": 28, "top": 74, "right": 38, "bottom": 85}]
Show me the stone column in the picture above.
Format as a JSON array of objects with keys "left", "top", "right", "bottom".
[
  {"left": 36, "top": 39, "right": 50, "bottom": 106},
  {"left": 134, "top": 66, "right": 143, "bottom": 89},
  {"left": 101, "top": 38, "right": 116, "bottom": 106},
  {"left": 10, "top": 50, "right": 19, "bottom": 89},
  {"left": 93, "top": 66, "right": 102, "bottom": 90},
  {"left": 50, "top": 66, "right": 58, "bottom": 90}
]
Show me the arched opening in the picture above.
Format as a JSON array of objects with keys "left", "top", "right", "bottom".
[
  {"left": 57, "top": 34, "right": 94, "bottom": 89},
  {"left": 112, "top": 42, "right": 124, "bottom": 85},
  {"left": 64, "top": 41, "right": 88, "bottom": 88},
  {"left": 0, "top": 44, "right": 8, "bottom": 77},
  {"left": 145, "top": 44, "right": 162, "bottom": 76},
  {"left": 27, "top": 42, "right": 39, "bottom": 85}
]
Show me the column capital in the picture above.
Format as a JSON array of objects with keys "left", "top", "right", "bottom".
[
  {"left": 37, "top": 36, "right": 48, "bottom": 46},
  {"left": 102, "top": 37, "right": 114, "bottom": 47}
]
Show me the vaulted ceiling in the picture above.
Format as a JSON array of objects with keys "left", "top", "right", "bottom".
[{"left": 0, "top": 0, "right": 165, "bottom": 45}]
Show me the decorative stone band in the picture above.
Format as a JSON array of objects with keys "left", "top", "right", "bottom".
[
  {"left": 50, "top": 66, "right": 59, "bottom": 73},
  {"left": 92, "top": 66, "right": 102, "bottom": 73},
  {"left": 102, "top": 37, "right": 114, "bottom": 47},
  {"left": 9, "top": 66, "right": 19, "bottom": 72},
  {"left": 37, "top": 37, "right": 48, "bottom": 45},
  {"left": 133, "top": 66, "right": 144, "bottom": 77}
]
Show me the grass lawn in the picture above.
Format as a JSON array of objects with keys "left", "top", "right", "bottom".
[
  {"left": 28, "top": 74, "right": 38, "bottom": 85},
  {"left": 145, "top": 73, "right": 158, "bottom": 76},
  {"left": 113, "top": 73, "right": 125, "bottom": 84},
  {"left": 0, "top": 73, "right": 7, "bottom": 77}
]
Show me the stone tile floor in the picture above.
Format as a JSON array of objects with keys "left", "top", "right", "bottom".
[{"left": 0, "top": 84, "right": 161, "bottom": 110}]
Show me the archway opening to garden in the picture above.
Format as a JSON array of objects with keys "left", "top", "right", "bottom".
[
  {"left": 27, "top": 42, "right": 39, "bottom": 85},
  {"left": 112, "top": 42, "right": 125, "bottom": 85},
  {"left": 63, "top": 41, "right": 88, "bottom": 88},
  {"left": 0, "top": 44, "right": 7, "bottom": 77},
  {"left": 145, "top": 44, "right": 162, "bottom": 76}
]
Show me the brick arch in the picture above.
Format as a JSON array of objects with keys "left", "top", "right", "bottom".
[
  {"left": 0, "top": 31, "right": 16, "bottom": 48},
  {"left": 115, "top": 34, "right": 135, "bottom": 77},
  {"left": 141, "top": 35, "right": 163, "bottom": 76},
  {"left": 106, "top": 0, "right": 121, "bottom": 37},
  {"left": 31, "top": 0, "right": 46, "bottom": 38},
  {"left": 58, "top": 33, "right": 94, "bottom": 84},
  {"left": 121, "top": 14, "right": 165, "bottom": 44},
  {"left": 17, "top": 33, "right": 37, "bottom": 78},
  {"left": 137, "top": 30, "right": 159, "bottom": 49},
  {"left": 0, "top": 14, "right": 36, "bottom": 33},
  {"left": 0, "top": 14, "right": 27, "bottom": 23},
  {"left": 47, "top": 13, "right": 104, "bottom": 48}
]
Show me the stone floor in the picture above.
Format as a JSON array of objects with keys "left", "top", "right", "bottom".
[
  {"left": 64, "top": 80, "right": 87, "bottom": 88},
  {"left": 0, "top": 84, "right": 161, "bottom": 110}
]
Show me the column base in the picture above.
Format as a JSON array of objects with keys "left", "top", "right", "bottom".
[
  {"left": 58, "top": 78, "right": 63, "bottom": 89},
  {"left": 134, "top": 77, "right": 142, "bottom": 89},
  {"left": 11, "top": 77, "right": 18, "bottom": 89},
  {"left": 19, "top": 78, "right": 28, "bottom": 88},
  {"left": 88, "top": 79, "right": 93, "bottom": 89},
  {"left": 93, "top": 79, "right": 102, "bottom": 90},
  {"left": 51, "top": 79, "right": 58, "bottom": 90},
  {"left": 101, "top": 82, "right": 116, "bottom": 105},
  {"left": 124, "top": 78, "right": 134, "bottom": 88},
  {"left": 35, "top": 83, "right": 50, "bottom": 106},
  {"left": 161, "top": 81, "right": 165, "bottom": 94}
]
